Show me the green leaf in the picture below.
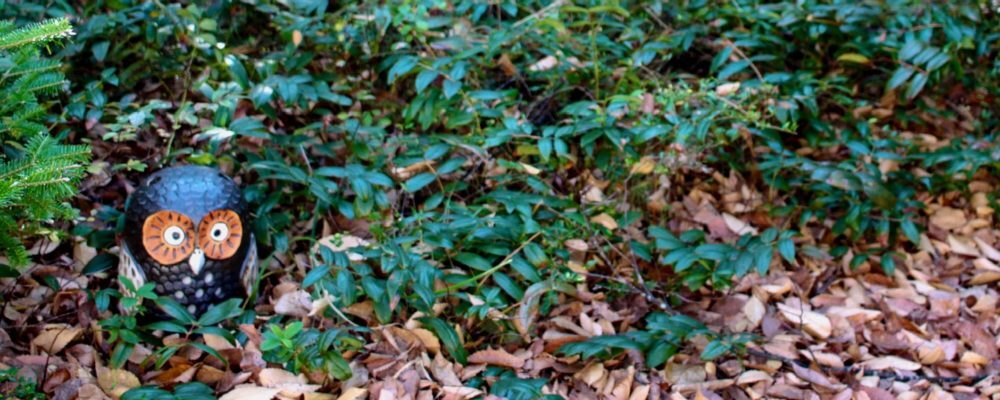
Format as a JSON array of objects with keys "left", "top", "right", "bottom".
[
  {"left": 155, "top": 298, "right": 195, "bottom": 325},
  {"left": 753, "top": 246, "right": 773, "bottom": 275},
  {"left": 898, "top": 39, "right": 922, "bottom": 61},
  {"left": 144, "top": 321, "right": 188, "bottom": 334},
  {"left": 778, "top": 238, "right": 796, "bottom": 263},
  {"left": 443, "top": 78, "right": 461, "bottom": 99},
  {"left": 717, "top": 60, "right": 750, "bottom": 80},
  {"left": 510, "top": 256, "right": 541, "bottom": 282},
  {"left": 454, "top": 252, "right": 492, "bottom": 271},
  {"left": 326, "top": 352, "right": 353, "bottom": 380},
  {"left": 83, "top": 253, "right": 116, "bottom": 274},
  {"left": 172, "top": 382, "right": 217, "bottom": 400},
  {"left": 388, "top": 56, "right": 419, "bottom": 84},
  {"left": 700, "top": 339, "right": 731, "bottom": 360},
  {"left": 905, "top": 72, "right": 928, "bottom": 100},
  {"left": 415, "top": 69, "right": 438, "bottom": 93},
  {"left": 121, "top": 386, "right": 172, "bottom": 400},
  {"left": 925, "top": 53, "right": 949, "bottom": 71},
  {"left": 404, "top": 173, "right": 436, "bottom": 192},
  {"left": 110, "top": 342, "right": 134, "bottom": 369},
  {"left": 881, "top": 254, "right": 896, "bottom": 275},
  {"left": 225, "top": 55, "right": 251, "bottom": 89},
  {"left": 92, "top": 41, "right": 110, "bottom": 62},
  {"left": 645, "top": 340, "right": 676, "bottom": 368},
  {"left": 900, "top": 219, "right": 920, "bottom": 244},
  {"left": 303, "top": 264, "right": 331, "bottom": 288},
  {"left": 420, "top": 317, "right": 467, "bottom": 364},
  {"left": 194, "top": 326, "right": 235, "bottom": 343},
  {"left": 887, "top": 67, "right": 915, "bottom": 90},
  {"left": 836, "top": 53, "right": 870, "bottom": 64},
  {"left": 0, "top": 264, "right": 18, "bottom": 278},
  {"left": 197, "top": 298, "right": 243, "bottom": 326}
]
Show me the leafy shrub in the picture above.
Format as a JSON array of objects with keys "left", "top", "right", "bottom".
[
  {"left": 0, "top": 367, "right": 44, "bottom": 400},
  {"left": 0, "top": 18, "right": 89, "bottom": 271},
  {"left": 260, "top": 320, "right": 361, "bottom": 380},
  {"left": 121, "top": 382, "right": 216, "bottom": 400},
  {"left": 2, "top": 0, "right": 997, "bottom": 386}
]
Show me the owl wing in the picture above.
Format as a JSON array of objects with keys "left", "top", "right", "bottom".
[
  {"left": 118, "top": 243, "right": 147, "bottom": 295},
  {"left": 240, "top": 234, "right": 258, "bottom": 297}
]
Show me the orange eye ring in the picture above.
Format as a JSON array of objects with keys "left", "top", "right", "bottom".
[
  {"left": 198, "top": 210, "right": 243, "bottom": 259},
  {"left": 142, "top": 210, "right": 196, "bottom": 265}
]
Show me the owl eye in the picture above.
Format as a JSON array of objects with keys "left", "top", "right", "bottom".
[
  {"left": 142, "top": 210, "right": 195, "bottom": 265},
  {"left": 198, "top": 210, "right": 243, "bottom": 260},
  {"left": 209, "top": 222, "right": 229, "bottom": 242},
  {"left": 164, "top": 226, "right": 186, "bottom": 245}
]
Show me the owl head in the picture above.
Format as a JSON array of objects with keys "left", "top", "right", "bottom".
[{"left": 120, "top": 166, "right": 257, "bottom": 315}]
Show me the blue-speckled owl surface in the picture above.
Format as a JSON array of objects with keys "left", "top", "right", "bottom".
[{"left": 119, "top": 166, "right": 257, "bottom": 316}]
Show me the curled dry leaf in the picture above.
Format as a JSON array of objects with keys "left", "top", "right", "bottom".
[
  {"left": 258, "top": 368, "right": 320, "bottom": 397},
  {"left": 314, "top": 234, "right": 370, "bottom": 262},
  {"left": 274, "top": 290, "right": 312, "bottom": 318},
  {"left": 736, "top": 370, "right": 773, "bottom": 385},
  {"left": 259, "top": 368, "right": 307, "bottom": 387},
  {"left": 629, "top": 385, "right": 650, "bottom": 400},
  {"left": 947, "top": 235, "right": 980, "bottom": 257},
  {"left": 336, "top": 388, "right": 368, "bottom": 400},
  {"left": 715, "top": 82, "right": 741, "bottom": 96},
  {"left": 761, "top": 277, "right": 794, "bottom": 296},
  {"left": 630, "top": 156, "right": 656, "bottom": 175},
  {"left": 722, "top": 213, "right": 757, "bottom": 235},
  {"left": 78, "top": 383, "right": 110, "bottom": 400},
  {"left": 973, "top": 236, "right": 1000, "bottom": 261},
  {"left": 219, "top": 384, "right": 281, "bottom": 400},
  {"left": 441, "top": 386, "right": 483, "bottom": 399},
  {"left": 590, "top": 213, "right": 618, "bottom": 230},
  {"left": 467, "top": 348, "right": 525, "bottom": 369},
  {"left": 32, "top": 325, "right": 83, "bottom": 354},
  {"left": 792, "top": 363, "right": 842, "bottom": 390},
  {"left": 776, "top": 303, "right": 831, "bottom": 339},
  {"left": 960, "top": 351, "right": 988, "bottom": 365},
  {"left": 574, "top": 363, "right": 606, "bottom": 387},
  {"left": 204, "top": 333, "right": 236, "bottom": 351},
  {"left": 742, "top": 296, "right": 765, "bottom": 329},
  {"left": 97, "top": 367, "right": 140, "bottom": 400},
  {"left": 917, "top": 343, "right": 945, "bottom": 365},
  {"left": 930, "top": 207, "right": 966, "bottom": 230},
  {"left": 860, "top": 356, "right": 921, "bottom": 371},
  {"left": 528, "top": 55, "right": 558, "bottom": 72}
]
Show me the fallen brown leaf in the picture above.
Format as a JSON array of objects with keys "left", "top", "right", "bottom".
[
  {"left": 97, "top": 367, "right": 140, "bottom": 400},
  {"left": 467, "top": 348, "right": 525, "bottom": 369},
  {"left": 32, "top": 325, "right": 82, "bottom": 355}
]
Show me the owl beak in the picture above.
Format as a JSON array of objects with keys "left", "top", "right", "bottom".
[{"left": 189, "top": 249, "right": 205, "bottom": 275}]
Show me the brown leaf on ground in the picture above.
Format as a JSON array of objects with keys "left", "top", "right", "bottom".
[
  {"left": 273, "top": 290, "right": 312, "bottom": 318},
  {"left": 930, "top": 207, "right": 966, "bottom": 230},
  {"left": 96, "top": 368, "right": 140, "bottom": 400},
  {"left": 467, "top": 348, "right": 525, "bottom": 369},
  {"left": 219, "top": 384, "right": 281, "bottom": 400},
  {"left": 32, "top": 325, "right": 82, "bottom": 355}
]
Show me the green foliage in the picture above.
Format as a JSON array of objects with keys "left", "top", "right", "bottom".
[
  {"left": 0, "top": 18, "right": 89, "bottom": 270},
  {"left": 121, "top": 382, "right": 216, "bottom": 400},
  {"left": 488, "top": 371, "right": 562, "bottom": 400},
  {"left": 96, "top": 282, "right": 246, "bottom": 369},
  {"left": 646, "top": 227, "right": 796, "bottom": 290},
  {"left": 0, "top": 367, "right": 44, "bottom": 400},
  {"left": 4, "top": 0, "right": 997, "bottom": 382},
  {"left": 260, "top": 320, "right": 361, "bottom": 380},
  {"left": 561, "top": 312, "right": 753, "bottom": 366}
]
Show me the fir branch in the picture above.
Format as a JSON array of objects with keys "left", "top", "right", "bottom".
[{"left": 0, "top": 18, "right": 74, "bottom": 51}]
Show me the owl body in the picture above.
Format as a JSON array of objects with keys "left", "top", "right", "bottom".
[{"left": 120, "top": 166, "right": 257, "bottom": 316}]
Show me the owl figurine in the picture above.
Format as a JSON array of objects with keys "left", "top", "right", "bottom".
[{"left": 119, "top": 166, "right": 257, "bottom": 316}]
